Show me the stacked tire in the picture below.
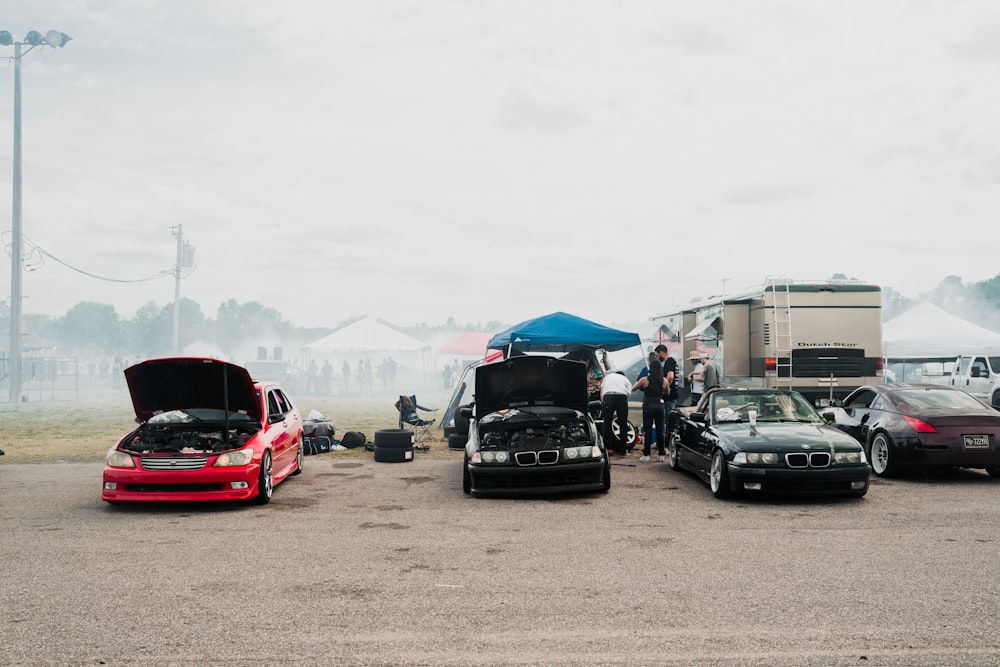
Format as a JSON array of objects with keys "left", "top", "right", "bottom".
[{"left": 373, "top": 429, "right": 414, "bottom": 463}]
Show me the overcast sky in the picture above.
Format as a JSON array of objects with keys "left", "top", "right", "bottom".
[{"left": 2, "top": 0, "right": 998, "bottom": 331}]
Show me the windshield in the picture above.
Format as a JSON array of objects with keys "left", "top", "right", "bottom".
[{"left": 712, "top": 391, "right": 821, "bottom": 423}]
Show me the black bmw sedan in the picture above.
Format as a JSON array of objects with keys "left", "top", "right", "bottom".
[
  {"left": 668, "top": 388, "right": 870, "bottom": 499},
  {"left": 461, "top": 355, "right": 610, "bottom": 497}
]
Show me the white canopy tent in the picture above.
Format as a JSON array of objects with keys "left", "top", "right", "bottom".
[
  {"left": 884, "top": 303, "right": 1000, "bottom": 359},
  {"left": 303, "top": 318, "right": 433, "bottom": 388},
  {"left": 306, "top": 317, "right": 428, "bottom": 355}
]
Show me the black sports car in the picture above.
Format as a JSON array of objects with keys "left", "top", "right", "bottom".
[
  {"left": 462, "top": 355, "right": 610, "bottom": 497},
  {"left": 668, "top": 388, "right": 869, "bottom": 499},
  {"left": 821, "top": 383, "right": 1000, "bottom": 478}
]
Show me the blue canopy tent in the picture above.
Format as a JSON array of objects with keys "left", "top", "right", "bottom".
[{"left": 487, "top": 311, "right": 641, "bottom": 354}]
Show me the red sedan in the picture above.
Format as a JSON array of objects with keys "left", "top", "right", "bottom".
[
  {"left": 822, "top": 383, "right": 1000, "bottom": 478},
  {"left": 102, "top": 357, "right": 303, "bottom": 504}
]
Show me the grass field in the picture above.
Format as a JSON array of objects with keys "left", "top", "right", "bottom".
[{"left": 0, "top": 389, "right": 459, "bottom": 464}]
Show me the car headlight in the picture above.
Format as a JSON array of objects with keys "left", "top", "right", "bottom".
[
  {"left": 834, "top": 451, "right": 864, "bottom": 464},
  {"left": 213, "top": 446, "right": 255, "bottom": 467},
  {"left": 564, "top": 445, "right": 600, "bottom": 460},
  {"left": 106, "top": 450, "right": 136, "bottom": 468},
  {"left": 479, "top": 450, "right": 510, "bottom": 463},
  {"left": 734, "top": 452, "right": 779, "bottom": 464}
]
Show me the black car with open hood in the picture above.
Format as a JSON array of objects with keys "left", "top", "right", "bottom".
[{"left": 462, "top": 355, "right": 610, "bottom": 497}]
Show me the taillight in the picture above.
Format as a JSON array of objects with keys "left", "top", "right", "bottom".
[
  {"left": 902, "top": 415, "right": 937, "bottom": 433},
  {"left": 875, "top": 357, "right": 883, "bottom": 372},
  {"left": 765, "top": 357, "right": 777, "bottom": 372}
]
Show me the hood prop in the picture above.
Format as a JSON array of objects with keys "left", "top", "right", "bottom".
[{"left": 222, "top": 364, "right": 230, "bottom": 446}]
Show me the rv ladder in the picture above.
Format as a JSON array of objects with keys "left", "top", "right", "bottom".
[{"left": 768, "top": 277, "right": 794, "bottom": 390}]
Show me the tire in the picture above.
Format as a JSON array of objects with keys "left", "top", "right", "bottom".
[
  {"left": 462, "top": 459, "right": 472, "bottom": 495},
  {"left": 252, "top": 451, "right": 273, "bottom": 505},
  {"left": 375, "top": 429, "right": 414, "bottom": 449},
  {"left": 709, "top": 449, "right": 732, "bottom": 499},
  {"left": 667, "top": 430, "right": 681, "bottom": 471},
  {"left": 991, "top": 392, "right": 1000, "bottom": 411},
  {"left": 373, "top": 444, "right": 413, "bottom": 463},
  {"left": 601, "top": 456, "right": 611, "bottom": 493},
  {"left": 612, "top": 418, "right": 636, "bottom": 449},
  {"left": 292, "top": 437, "right": 304, "bottom": 476},
  {"left": 869, "top": 432, "right": 897, "bottom": 477},
  {"left": 448, "top": 433, "right": 467, "bottom": 450}
]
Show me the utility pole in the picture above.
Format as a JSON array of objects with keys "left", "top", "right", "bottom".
[
  {"left": 8, "top": 40, "right": 22, "bottom": 402},
  {"left": 171, "top": 225, "right": 183, "bottom": 354},
  {"left": 170, "top": 225, "right": 196, "bottom": 355},
  {"left": 1, "top": 29, "right": 72, "bottom": 403}
]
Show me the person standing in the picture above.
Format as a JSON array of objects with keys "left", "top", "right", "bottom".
[
  {"left": 702, "top": 353, "right": 720, "bottom": 392},
  {"left": 632, "top": 356, "right": 667, "bottom": 462},
  {"left": 654, "top": 344, "right": 681, "bottom": 442},
  {"left": 687, "top": 351, "right": 706, "bottom": 407},
  {"left": 341, "top": 360, "right": 352, "bottom": 394},
  {"left": 600, "top": 370, "right": 632, "bottom": 457},
  {"left": 654, "top": 345, "right": 679, "bottom": 413}
]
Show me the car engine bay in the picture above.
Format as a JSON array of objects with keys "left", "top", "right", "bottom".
[
  {"left": 119, "top": 424, "right": 258, "bottom": 454},
  {"left": 480, "top": 411, "right": 593, "bottom": 450}
]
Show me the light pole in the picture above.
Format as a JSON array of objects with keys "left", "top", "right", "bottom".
[{"left": 0, "top": 29, "right": 72, "bottom": 403}]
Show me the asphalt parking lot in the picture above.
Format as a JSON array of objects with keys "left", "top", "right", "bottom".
[{"left": 2, "top": 456, "right": 1000, "bottom": 667}]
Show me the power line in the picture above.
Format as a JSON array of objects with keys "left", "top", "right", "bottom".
[{"left": 2, "top": 231, "right": 183, "bottom": 283}]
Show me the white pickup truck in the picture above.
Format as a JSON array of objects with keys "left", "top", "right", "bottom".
[{"left": 947, "top": 355, "right": 1000, "bottom": 409}]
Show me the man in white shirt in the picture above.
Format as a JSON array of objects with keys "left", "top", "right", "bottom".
[
  {"left": 687, "top": 352, "right": 706, "bottom": 406},
  {"left": 600, "top": 370, "right": 632, "bottom": 456}
]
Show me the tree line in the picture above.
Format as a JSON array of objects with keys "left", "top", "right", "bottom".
[
  {"left": 1, "top": 274, "right": 998, "bottom": 362},
  {"left": 0, "top": 298, "right": 506, "bottom": 362}
]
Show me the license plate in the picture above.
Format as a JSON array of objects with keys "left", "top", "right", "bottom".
[{"left": 963, "top": 435, "right": 990, "bottom": 449}]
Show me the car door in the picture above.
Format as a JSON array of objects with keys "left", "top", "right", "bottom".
[
  {"left": 837, "top": 388, "right": 879, "bottom": 443},
  {"left": 680, "top": 406, "right": 714, "bottom": 476},
  {"left": 265, "top": 388, "right": 295, "bottom": 470},
  {"left": 963, "top": 357, "right": 991, "bottom": 399},
  {"left": 950, "top": 356, "right": 972, "bottom": 390}
]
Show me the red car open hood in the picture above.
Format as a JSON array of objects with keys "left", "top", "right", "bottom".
[{"left": 124, "top": 357, "right": 260, "bottom": 422}]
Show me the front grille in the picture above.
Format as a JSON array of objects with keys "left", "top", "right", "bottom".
[
  {"left": 140, "top": 456, "right": 209, "bottom": 471},
  {"left": 514, "top": 450, "right": 560, "bottom": 466},
  {"left": 538, "top": 451, "right": 559, "bottom": 465},
  {"left": 785, "top": 452, "right": 831, "bottom": 468}
]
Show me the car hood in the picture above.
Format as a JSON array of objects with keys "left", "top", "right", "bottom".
[
  {"left": 124, "top": 357, "right": 260, "bottom": 422},
  {"left": 475, "top": 355, "right": 588, "bottom": 416},
  {"left": 715, "top": 422, "right": 862, "bottom": 451}
]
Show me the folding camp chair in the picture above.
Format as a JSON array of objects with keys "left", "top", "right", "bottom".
[{"left": 395, "top": 395, "right": 438, "bottom": 444}]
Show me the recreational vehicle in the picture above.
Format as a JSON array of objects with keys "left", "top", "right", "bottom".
[{"left": 652, "top": 279, "right": 883, "bottom": 406}]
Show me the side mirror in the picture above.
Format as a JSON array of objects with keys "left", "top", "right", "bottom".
[
  {"left": 459, "top": 406, "right": 473, "bottom": 419},
  {"left": 690, "top": 412, "right": 706, "bottom": 424},
  {"left": 268, "top": 412, "right": 284, "bottom": 424}
]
